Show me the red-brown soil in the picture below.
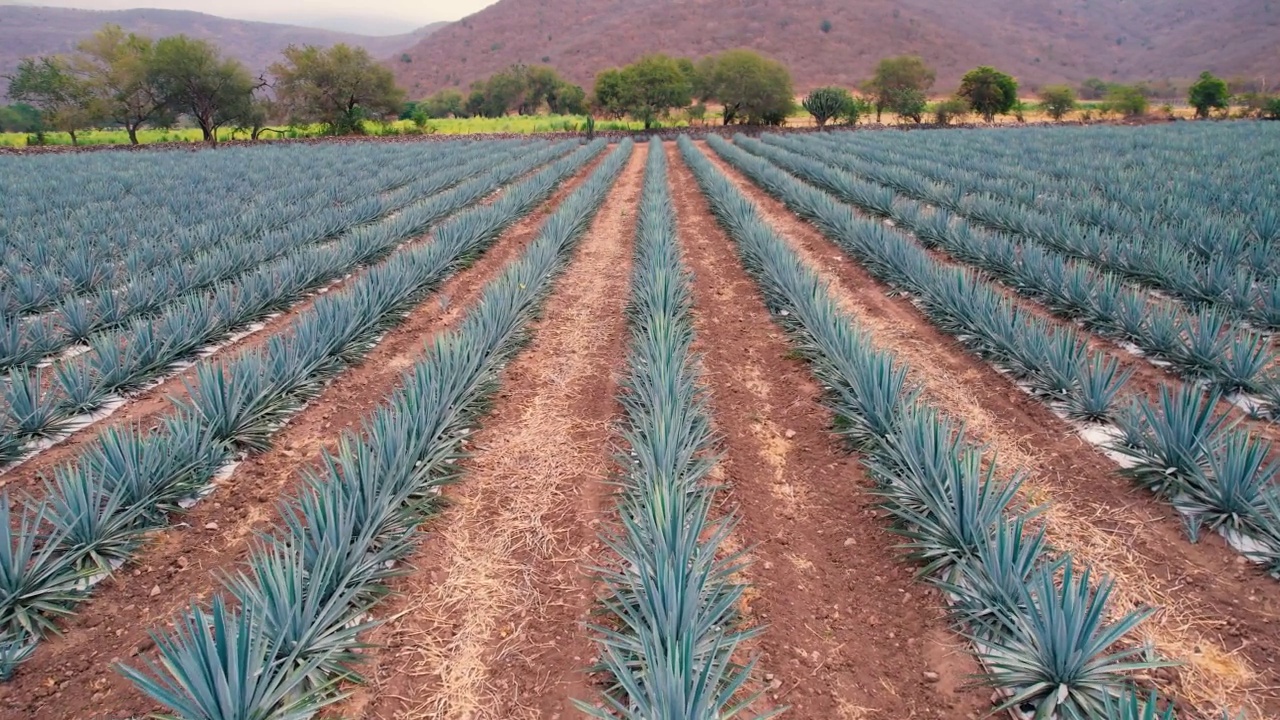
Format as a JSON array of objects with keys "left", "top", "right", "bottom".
[
  {"left": 698, "top": 142, "right": 1280, "bottom": 719},
  {"left": 334, "top": 145, "right": 643, "bottom": 720},
  {"left": 0, "top": 151, "right": 609, "bottom": 720},
  {"left": 669, "top": 142, "right": 992, "bottom": 719}
]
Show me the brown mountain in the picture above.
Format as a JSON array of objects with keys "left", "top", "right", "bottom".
[
  {"left": 391, "top": 0, "right": 1280, "bottom": 98},
  {"left": 0, "top": 6, "right": 444, "bottom": 85}
]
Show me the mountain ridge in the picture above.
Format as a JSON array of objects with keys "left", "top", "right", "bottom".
[
  {"left": 0, "top": 5, "right": 444, "bottom": 89},
  {"left": 389, "top": 0, "right": 1280, "bottom": 98}
]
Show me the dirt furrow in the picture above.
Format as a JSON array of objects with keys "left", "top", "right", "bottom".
[
  {"left": 698, "top": 142, "right": 1280, "bottom": 719},
  {"left": 0, "top": 151, "right": 611, "bottom": 720},
  {"left": 335, "top": 146, "right": 644, "bottom": 720},
  {"left": 669, "top": 143, "right": 991, "bottom": 719}
]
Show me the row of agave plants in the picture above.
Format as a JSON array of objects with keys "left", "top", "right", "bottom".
[
  {"left": 803, "top": 132, "right": 1280, "bottom": 331},
  {"left": 823, "top": 130, "right": 1280, "bottom": 281},
  {"left": 678, "top": 135, "right": 1172, "bottom": 719},
  {"left": 121, "top": 140, "right": 635, "bottom": 720},
  {"left": 708, "top": 134, "right": 1280, "bottom": 580},
  {"left": 0, "top": 141, "right": 578, "bottom": 465},
  {"left": 0, "top": 139, "right": 609, "bottom": 678},
  {"left": 834, "top": 124, "right": 1280, "bottom": 277},
  {"left": 0, "top": 139, "right": 517, "bottom": 370},
  {"left": 580, "top": 138, "right": 769, "bottom": 719},
  {"left": 750, "top": 135, "right": 1279, "bottom": 408},
  {"left": 0, "top": 141, "right": 458, "bottom": 318}
]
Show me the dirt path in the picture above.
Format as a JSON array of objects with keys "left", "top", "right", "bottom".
[
  {"left": 698, "top": 142, "right": 1280, "bottom": 719},
  {"left": 336, "top": 145, "right": 644, "bottom": 720},
  {"left": 0, "top": 152, "right": 610, "bottom": 720},
  {"left": 669, "top": 143, "right": 991, "bottom": 719}
]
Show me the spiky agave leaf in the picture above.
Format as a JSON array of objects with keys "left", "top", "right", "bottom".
[
  {"left": 42, "top": 464, "right": 148, "bottom": 571},
  {"left": 4, "top": 367, "right": 71, "bottom": 439},
  {"left": 935, "top": 516, "right": 1054, "bottom": 640},
  {"left": 1177, "top": 429, "right": 1279, "bottom": 537},
  {"left": 975, "top": 558, "right": 1167, "bottom": 720},
  {"left": 1101, "top": 688, "right": 1176, "bottom": 719},
  {"left": 119, "top": 596, "right": 343, "bottom": 720},
  {"left": 0, "top": 629, "right": 36, "bottom": 680},
  {"left": 0, "top": 496, "right": 92, "bottom": 638},
  {"left": 181, "top": 357, "right": 298, "bottom": 453},
  {"left": 1112, "top": 384, "right": 1234, "bottom": 498},
  {"left": 872, "top": 409, "right": 1025, "bottom": 576},
  {"left": 1211, "top": 329, "right": 1272, "bottom": 395},
  {"left": 1065, "top": 353, "right": 1134, "bottom": 423},
  {"left": 52, "top": 359, "right": 109, "bottom": 416},
  {"left": 224, "top": 543, "right": 376, "bottom": 689}
]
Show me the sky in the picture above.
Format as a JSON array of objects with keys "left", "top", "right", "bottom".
[{"left": 0, "top": 0, "right": 499, "bottom": 34}]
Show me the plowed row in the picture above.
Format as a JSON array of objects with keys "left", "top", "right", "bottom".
[{"left": 2, "top": 136, "right": 1276, "bottom": 720}]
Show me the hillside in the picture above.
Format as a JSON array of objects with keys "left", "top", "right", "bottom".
[
  {"left": 0, "top": 6, "right": 444, "bottom": 84},
  {"left": 391, "top": 0, "right": 1280, "bottom": 97}
]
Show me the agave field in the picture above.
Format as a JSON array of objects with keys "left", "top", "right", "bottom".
[{"left": 0, "top": 123, "right": 1278, "bottom": 720}]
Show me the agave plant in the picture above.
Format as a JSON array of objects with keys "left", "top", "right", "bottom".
[
  {"left": 1210, "top": 329, "right": 1272, "bottom": 395},
  {"left": 935, "top": 516, "right": 1052, "bottom": 640},
  {"left": 0, "top": 630, "right": 36, "bottom": 680},
  {"left": 4, "top": 367, "right": 71, "bottom": 439},
  {"left": 53, "top": 360, "right": 109, "bottom": 416},
  {"left": 43, "top": 465, "right": 149, "bottom": 572},
  {"left": 225, "top": 543, "right": 375, "bottom": 689},
  {"left": 119, "top": 596, "right": 342, "bottom": 720},
  {"left": 1101, "top": 687, "right": 1176, "bottom": 719},
  {"left": 181, "top": 359, "right": 298, "bottom": 453},
  {"left": 1065, "top": 353, "right": 1134, "bottom": 423},
  {"left": 1113, "top": 384, "right": 1234, "bottom": 498},
  {"left": 976, "top": 559, "right": 1167, "bottom": 720},
  {"left": 0, "top": 496, "right": 90, "bottom": 639},
  {"left": 1176, "top": 429, "right": 1280, "bottom": 537},
  {"left": 874, "top": 412, "right": 1025, "bottom": 576}
]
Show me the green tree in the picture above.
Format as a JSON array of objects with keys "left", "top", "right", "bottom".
[
  {"left": 1103, "top": 84, "right": 1148, "bottom": 117},
  {"left": 1080, "top": 77, "right": 1110, "bottom": 100},
  {"left": 5, "top": 56, "right": 95, "bottom": 145},
  {"left": 270, "top": 44, "right": 403, "bottom": 134},
  {"left": 867, "top": 55, "right": 935, "bottom": 122},
  {"left": 1039, "top": 84, "right": 1077, "bottom": 121},
  {"left": 957, "top": 65, "right": 1018, "bottom": 122},
  {"left": 932, "top": 96, "right": 969, "bottom": 125},
  {"left": 591, "top": 68, "right": 630, "bottom": 119},
  {"left": 422, "top": 89, "right": 467, "bottom": 118},
  {"left": 839, "top": 95, "right": 873, "bottom": 125},
  {"left": 72, "top": 25, "right": 165, "bottom": 144},
  {"left": 619, "top": 54, "right": 692, "bottom": 128},
  {"left": 1187, "top": 71, "right": 1230, "bottom": 119},
  {"left": 150, "top": 35, "right": 257, "bottom": 143},
  {"left": 0, "top": 104, "right": 43, "bottom": 133},
  {"left": 546, "top": 81, "right": 587, "bottom": 115},
  {"left": 803, "top": 86, "right": 853, "bottom": 128},
  {"left": 698, "top": 49, "right": 793, "bottom": 125}
]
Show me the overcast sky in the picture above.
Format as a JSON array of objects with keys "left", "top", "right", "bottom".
[{"left": 0, "top": 0, "right": 499, "bottom": 34}]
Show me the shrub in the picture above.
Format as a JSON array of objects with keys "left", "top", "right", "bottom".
[
  {"left": 932, "top": 96, "right": 969, "bottom": 125},
  {"left": 1104, "top": 85, "right": 1148, "bottom": 117}
]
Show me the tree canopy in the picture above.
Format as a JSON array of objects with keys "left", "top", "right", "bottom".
[
  {"left": 1039, "top": 85, "right": 1077, "bottom": 121},
  {"left": 696, "top": 49, "right": 794, "bottom": 125},
  {"left": 867, "top": 55, "right": 935, "bottom": 122},
  {"left": 150, "top": 35, "right": 259, "bottom": 142},
  {"left": 591, "top": 54, "right": 691, "bottom": 128},
  {"left": 1187, "top": 71, "right": 1230, "bottom": 119},
  {"left": 1103, "top": 84, "right": 1149, "bottom": 117},
  {"left": 270, "top": 43, "right": 403, "bottom": 134},
  {"left": 465, "top": 65, "right": 585, "bottom": 118},
  {"left": 5, "top": 56, "right": 95, "bottom": 144},
  {"left": 72, "top": 24, "right": 166, "bottom": 144},
  {"left": 957, "top": 66, "right": 1018, "bottom": 122}
]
